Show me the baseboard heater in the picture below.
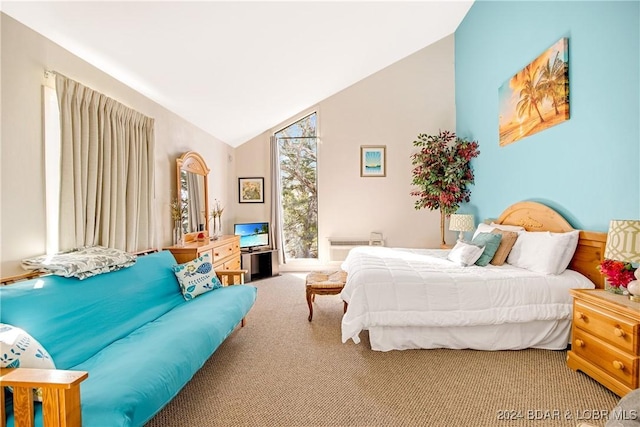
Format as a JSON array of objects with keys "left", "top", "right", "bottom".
[{"left": 328, "top": 233, "right": 384, "bottom": 262}]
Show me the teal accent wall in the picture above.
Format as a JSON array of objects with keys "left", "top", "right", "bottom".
[{"left": 455, "top": 0, "right": 639, "bottom": 231}]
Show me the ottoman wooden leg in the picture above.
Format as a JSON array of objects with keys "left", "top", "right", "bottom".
[{"left": 306, "top": 287, "right": 314, "bottom": 321}]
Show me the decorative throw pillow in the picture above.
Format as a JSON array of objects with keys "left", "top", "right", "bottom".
[
  {"left": 489, "top": 229, "right": 519, "bottom": 266},
  {"left": 21, "top": 246, "right": 137, "bottom": 280},
  {"left": 447, "top": 241, "right": 485, "bottom": 267},
  {"left": 173, "top": 253, "right": 222, "bottom": 300},
  {"left": 471, "top": 232, "right": 503, "bottom": 267},
  {"left": 507, "top": 230, "right": 580, "bottom": 275},
  {"left": 0, "top": 323, "right": 56, "bottom": 401}
]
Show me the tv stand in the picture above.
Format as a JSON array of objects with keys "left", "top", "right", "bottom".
[{"left": 241, "top": 249, "right": 279, "bottom": 282}]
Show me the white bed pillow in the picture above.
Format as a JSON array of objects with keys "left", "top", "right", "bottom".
[
  {"left": 507, "top": 230, "right": 580, "bottom": 275},
  {"left": 490, "top": 222, "right": 526, "bottom": 232},
  {"left": 472, "top": 222, "right": 525, "bottom": 239},
  {"left": 447, "top": 241, "right": 485, "bottom": 267}
]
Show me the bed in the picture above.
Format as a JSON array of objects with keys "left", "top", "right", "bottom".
[{"left": 340, "top": 201, "right": 607, "bottom": 351}]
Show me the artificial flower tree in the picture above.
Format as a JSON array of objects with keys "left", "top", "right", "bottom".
[{"left": 410, "top": 130, "right": 480, "bottom": 247}]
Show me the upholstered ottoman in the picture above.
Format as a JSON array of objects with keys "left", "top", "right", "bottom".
[{"left": 305, "top": 270, "right": 347, "bottom": 321}]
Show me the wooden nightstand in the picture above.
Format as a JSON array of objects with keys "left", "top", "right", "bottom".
[{"left": 567, "top": 289, "right": 640, "bottom": 396}]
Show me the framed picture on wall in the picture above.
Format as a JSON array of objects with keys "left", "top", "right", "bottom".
[
  {"left": 360, "top": 145, "right": 386, "bottom": 177},
  {"left": 238, "top": 177, "right": 264, "bottom": 203}
]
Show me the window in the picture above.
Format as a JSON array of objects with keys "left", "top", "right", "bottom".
[
  {"left": 274, "top": 112, "right": 318, "bottom": 259},
  {"left": 46, "top": 74, "right": 155, "bottom": 253}
]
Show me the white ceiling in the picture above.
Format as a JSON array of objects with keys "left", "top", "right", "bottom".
[{"left": 2, "top": 1, "right": 473, "bottom": 147}]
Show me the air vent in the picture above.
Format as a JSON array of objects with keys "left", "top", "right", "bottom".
[{"left": 328, "top": 233, "right": 384, "bottom": 261}]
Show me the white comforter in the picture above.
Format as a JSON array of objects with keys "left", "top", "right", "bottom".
[{"left": 340, "top": 246, "right": 595, "bottom": 344}]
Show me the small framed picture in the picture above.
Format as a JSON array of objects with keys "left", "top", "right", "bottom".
[
  {"left": 360, "top": 145, "right": 386, "bottom": 177},
  {"left": 238, "top": 177, "right": 264, "bottom": 203}
]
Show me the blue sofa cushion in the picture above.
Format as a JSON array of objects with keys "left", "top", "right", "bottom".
[
  {"left": 0, "top": 251, "right": 185, "bottom": 370},
  {"left": 70, "top": 284, "right": 257, "bottom": 427},
  {"left": 173, "top": 253, "right": 222, "bottom": 300},
  {"left": 4, "top": 284, "right": 257, "bottom": 427}
]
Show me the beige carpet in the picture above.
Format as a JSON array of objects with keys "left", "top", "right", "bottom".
[{"left": 147, "top": 272, "right": 619, "bottom": 427}]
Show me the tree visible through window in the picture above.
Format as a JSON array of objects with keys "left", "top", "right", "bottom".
[{"left": 275, "top": 112, "right": 318, "bottom": 259}]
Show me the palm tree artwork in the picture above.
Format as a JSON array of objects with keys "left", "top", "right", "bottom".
[{"left": 498, "top": 38, "right": 569, "bottom": 146}]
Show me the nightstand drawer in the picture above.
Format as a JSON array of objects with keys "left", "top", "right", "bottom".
[
  {"left": 572, "top": 329, "right": 639, "bottom": 388},
  {"left": 574, "top": 300, "right": 638, "bottom": 353}
]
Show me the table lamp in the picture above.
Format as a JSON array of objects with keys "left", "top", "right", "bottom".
[
  {"left": 449, "top": 214, "right": 475, "bottom": 242},
  {"left": 604, "top": 219, "right": 640, "bottom": 302}
]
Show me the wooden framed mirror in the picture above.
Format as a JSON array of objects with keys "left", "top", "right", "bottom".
[{"left": 176, "top": 151, "right": 209, "bottom": 241}]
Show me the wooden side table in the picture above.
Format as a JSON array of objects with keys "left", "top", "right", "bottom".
[
  {"left": 305, "top": 271, "right": 347, "bottom": 321},
  {"left": 567, "top": 289, "right": 640, "bottom": 396}
]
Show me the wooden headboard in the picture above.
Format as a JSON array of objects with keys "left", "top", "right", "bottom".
[{"left": 495, "top": 201, "right": 607, "bottom": 289}]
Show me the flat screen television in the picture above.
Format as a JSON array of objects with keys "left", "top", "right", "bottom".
[{"left": 234, "top": 222, "right": 270, "bottom": 251}]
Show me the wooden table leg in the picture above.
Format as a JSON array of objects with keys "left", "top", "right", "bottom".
[{"left": 306, "top": 287, "right": 314, "bottom": 321}]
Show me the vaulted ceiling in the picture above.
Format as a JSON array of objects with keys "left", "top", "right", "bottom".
[{"left": 1, "top": 1, "right": 474, "bottom": 147}]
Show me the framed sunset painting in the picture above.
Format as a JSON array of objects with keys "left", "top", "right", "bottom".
[
  {"left": 360, "top": 145, "right": 386, "bottom": 177},
  {"left": 498, "top": 38, "right": 570, "bottom": 146}
]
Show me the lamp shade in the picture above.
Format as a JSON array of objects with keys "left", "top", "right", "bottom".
[
  {"left": 604, "top": 220, "right": 640, "bottom": 263},
  {"left": 449, "top": 214, "right": 475, "bottom": 232}
]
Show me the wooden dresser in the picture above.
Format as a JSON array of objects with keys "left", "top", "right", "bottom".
[
  {"left": 567, "top": 289, "right": 640, "bottom": 396},
  {"left": 164, "top": 235, "right": 241, "bottom": 272}
]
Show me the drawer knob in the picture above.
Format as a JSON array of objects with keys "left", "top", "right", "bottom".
[
  {"left": 574, "top": 339, "right": 584, "bottom": 348},
  {"left": 576, "top": 312, "right": 586, "bottom": 320},
  {"left": 613, "top": 360, "right": 625, "bottom": 370},
  {"left": 614, "top": 327, "right": 626, "bottom": 337}
]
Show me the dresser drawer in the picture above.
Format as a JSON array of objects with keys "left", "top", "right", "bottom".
[
  {"left": 198, "top": 248, "right": 214, "bottom": 260},
  {"left": 213, "top": 242, "right": 236, "bottom": 262},
  {"left": 574, "top": 300, "right": 638, "bottom": 353},
  {"left": 222, "top": 257, "right": 241, "bottom": 270},
  {"left": 572, "top": 329, "right": 639, "bottom": 388}
]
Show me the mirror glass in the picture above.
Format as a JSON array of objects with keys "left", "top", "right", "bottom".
[
  {"left": 180, "top": 170, "right": 206, "bottom": 233},
  {"left": 176, "top": 152, "right": 209, "bottom": 238}
]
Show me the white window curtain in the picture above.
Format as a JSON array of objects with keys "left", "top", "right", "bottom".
[
  {"left": 270, "top": 136, "right": 286, "bottom": 264},
  {"left": 55, "top": 74, "right": 155, "bottom": 252}
]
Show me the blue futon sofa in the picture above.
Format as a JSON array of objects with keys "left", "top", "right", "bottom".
[{"left": 1, "top": 250, "right": 257, "bottom": 426}]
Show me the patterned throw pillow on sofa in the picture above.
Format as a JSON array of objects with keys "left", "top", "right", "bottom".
[
  {"left": 0, "top": 323, "right": 56, "bottom": 401},
  {"left": 173, "top": 253, "right": 222, "bottom": 300}
]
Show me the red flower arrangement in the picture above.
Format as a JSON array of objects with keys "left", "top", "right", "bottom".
[{"left": 597, "top": 259, "right": 637, "bottom": 288}]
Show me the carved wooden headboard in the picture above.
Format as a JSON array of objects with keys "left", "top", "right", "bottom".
[{"left": 495, "top": 201, "right": 607, "bottom": 289}]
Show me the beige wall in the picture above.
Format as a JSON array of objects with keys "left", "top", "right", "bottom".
[
  {"left": 0, "top": 14, "right": 235, "bottom": 276},
  {"left": 234, "top": 35, "right": 457, "bottom": 264},
  {"left": 0, "top": 14, "right": 458, "bottom": 275}
]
